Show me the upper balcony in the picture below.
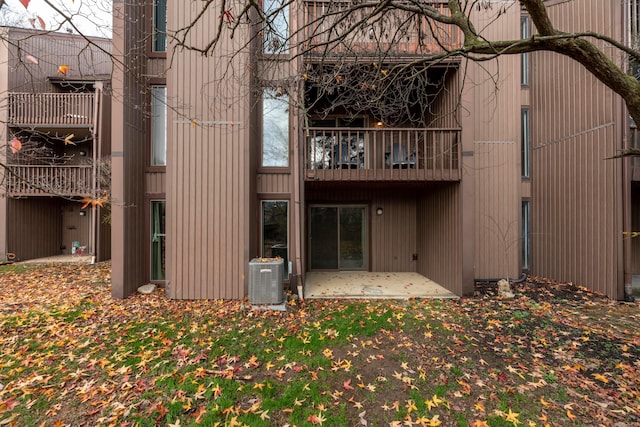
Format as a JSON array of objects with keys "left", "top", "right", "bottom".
[
  {"left": 305, "top": 127, "right": 461, "bottom": 181},
  {"left": 302, "top": 0, "right": 462, "bottom": 59},
  {"left": 7, "top": 92, "right": 96, "bottom": 129},
  {"left": 5, "top": 165, "right": 94, "bottom": 197}
]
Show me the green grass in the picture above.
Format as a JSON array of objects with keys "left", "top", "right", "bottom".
[{"left": 1, "top": 265, "right": 639, "bottom": 426}]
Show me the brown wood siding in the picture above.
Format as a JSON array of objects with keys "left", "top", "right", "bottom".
[
  {"left": 416, "top": 183, "right": 462, "bottom": 295},
  {"left": 146, "top": 172, "right": 166, "bottom": 194},
  {"left": 474, "top": 142, "right": 521, "bottom": 279},
  {"left": 166, "top": 2, "right": 251, "bottom": 299},
  {"left": 429, "top": 68, "right": 460, "bottom": 128},
  {"left": 469, "top": 6, "right": 521, "bottom": 280},
  {"left": 4, "top": 27, "right": 111, "bottom": 93},
  {"left": 370, "top": 195, "right": 417, "bottom": 272},
  {"left": 530, "top": 0, "right": 625, "bottom": 299},
  {"left": 111, "top": 0, "right": 149, "bottom": 298},
  {"left": 306, "top": 186, "right": 430, "bottom": 274},
  {"left": 7, "top": 198, "right": 63, "bottom": 260},
  {"left": 257, "top": 174, "right": 291, "bottom": 194}
]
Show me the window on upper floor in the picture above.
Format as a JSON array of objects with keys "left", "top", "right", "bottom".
[
  {"left": 151, "top": 85, "right": 167, "bottom": 166},
  {"left": 521, "top": 15, "right": 530, "bottom": 86},
  {"left": 153, "top": 0, "right": 167, "bottom": 52},
  {"left": 262, "top": 88, "right": 289, "bottom": 167},
  {"left": 263, "top": 0, "right": 289, "bottom": 54},
  {"left": 521, "top": 107, "right": 530, "bottom": 178}
]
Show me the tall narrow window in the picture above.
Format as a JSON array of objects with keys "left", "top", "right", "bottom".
[
  {"left": 151, "top": 85, "right": 167, "bottom": 166},
  {"left": 151, "top": 200, "right": 166, "bottom": 281},
  {"left": 521, "top": 15, "right": 530, "bottom": 86},
  {"left": 262, "top": 88, "right": 289, "bottom": 167},
  {"left": 153, "top": 0, "right": 167, "bottom": 52},
  {"left": 522, "top": 200, "right": 530, "bottom": 270},
  {"left": 262, "top": 201, "right": 289, "bottom": 273},
  {"left": 521, "top": 108, "right": 530, "bottom": 178},
  {"left": 263, "top": 0, "right": 289, "bottom": 54}
]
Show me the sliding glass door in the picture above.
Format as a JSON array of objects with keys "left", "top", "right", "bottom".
[{"left": 309, "top": 205, "right": 367, "bottom": 270}]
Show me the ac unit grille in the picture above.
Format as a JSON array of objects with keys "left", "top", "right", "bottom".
[{"left": 249, "top": 258, "right": 284, "bottom": 304}]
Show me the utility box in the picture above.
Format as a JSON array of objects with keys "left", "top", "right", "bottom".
[{"left": 249, "top": 258, "right": 284, "bottom": 304}]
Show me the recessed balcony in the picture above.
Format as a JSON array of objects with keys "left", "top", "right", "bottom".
[{"left": 305, "top": 127, "right": 461, "bottom": 181}]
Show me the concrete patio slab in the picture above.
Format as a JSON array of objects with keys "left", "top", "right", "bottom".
[
  {"left": 304, "top": 272, "right": 458, "bottom": 299},
  {"left": 15, "top": 255, "right": 94, "bottom": 264}
]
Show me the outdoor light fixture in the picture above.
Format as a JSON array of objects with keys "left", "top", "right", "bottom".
[
  {"left": 79, "top": 211, "right": 86, "bottom": 216},
  {"left": 79, "top": 150, "right": 87, "bottom": 156},
  {"left": 376, "top": 207, "right": 383, "bottom": 216}
]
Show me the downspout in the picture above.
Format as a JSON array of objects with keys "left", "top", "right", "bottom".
[
  {"left": 90, "top": 82, "right": 102, "bottom": 263},
  {"left": 623, "top": 0, "right": 634, "bottom": 301}
]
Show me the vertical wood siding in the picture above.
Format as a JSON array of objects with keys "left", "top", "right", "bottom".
[
  {"left": 5, "top": 28, "right": 111, "bottom": 93},
  {"left": 530, "top": 0, "right": 624, "bottom": 299},
  {"left": 7, "top": 198, "right": 63, "bottom": 260},
  {"left": 469, "top": 5, "right": 521, "bottom": 280},
  {"left": 111, "top": 0, "right": 149, "bottom": 298},
  {"left": 167, "top": 3, "right": 251, "bottom": 299},
  {"left": 257, "top": 174, "right": 292, "bottom": 194},
  {"left": 416, "top": 183, "right": 462, "bottom": 295},
  {"left": 474, "top": 142, "right": 521, "bottom": 279}
]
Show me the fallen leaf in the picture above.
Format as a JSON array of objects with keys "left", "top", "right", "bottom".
[
  {"left": 10, "top": 137, "right": 22, "bottom": 154},
  {"left": 57, "top": 65, "right": 72, "bottom": 75}
]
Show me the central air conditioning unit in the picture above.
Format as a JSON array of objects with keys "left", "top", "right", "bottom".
[{"left": 248, "top": 258, "right": 284, "bottom": 305}]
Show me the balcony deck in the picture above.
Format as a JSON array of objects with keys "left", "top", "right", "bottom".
[
  {"left": 8, "top": 93, "right": 95, "bottom": 128},
  {"left": 302, "top": 0, "right": 461, "bottom": 58},
  {"left": 305, "top": 127, "right": 461, "bottom": 182},
  {"left": 5, "top": 165, "right": 94, "bottom": 197}
]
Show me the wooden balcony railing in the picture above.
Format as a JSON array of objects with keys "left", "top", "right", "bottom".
[
  {"left": 305, "top": 127, "right": 461, "bottom": 181},
  {"left": 303, "top": 0, "right": 462, "bottom": 57},
  {"left": 8, "top": 93, "right": 95, "bottom": 127},
  {"left": 5, "top": 165, "right": 93, "bottom": 196}
]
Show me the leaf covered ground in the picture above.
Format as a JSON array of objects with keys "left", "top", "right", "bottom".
[{"left": 0, "top": 263, "right": 639, "bottom": 426}]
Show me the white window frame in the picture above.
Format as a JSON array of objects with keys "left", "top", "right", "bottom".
[
  {"left": 521, "top": 108, "right": 530, "bottom": 178},
  {"left": 150, "top": 200, "right": 166, "bottom": 281},
  {"left": 151, "top": 85, "right": 167, "bottom": 166},
  {"left": 263, "top": 0, "right": 289, "bottom": 54},
  {"left": 262, "top": 88, "right": 289, "bottom": 167}
]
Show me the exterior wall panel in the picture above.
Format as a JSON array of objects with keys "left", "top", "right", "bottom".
[
  {"left": 7, "top": 198, "right": 62, "bottom": 260},
  {"left": 530, "top": 0, "right": 624, "bottom": 299},
  {"left": 146, "top": 172, "right": 166, "bottom": 194},
  {"left": 307, "top": 187, "right": 425, "bottom": 276},
  {"left": 474, "top": 141, "right": 520, "bottom": 279},
  {"left": 111, "top": 0, "right": 149, "bottom": 298},
  {"left": 257, "top": 173, "right": 291, "bottom": 194},
  {"left": 167, "top": 2, "right": 251, "bottom": 299},
  {"left": 416, "top": 183, "right": 462, "bottom": 294},
  {"left": 4, "top": 28, "right": 111, "bottom": 93},
  {"left": 469, "top": 5, "right": 521, "bottom": 280}
]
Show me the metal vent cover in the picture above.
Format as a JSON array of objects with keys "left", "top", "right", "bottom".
[{"left": 249, "top": 258, "right": 284, "bottom": 304}]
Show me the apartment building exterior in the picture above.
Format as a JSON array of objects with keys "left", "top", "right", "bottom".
[
  {"left": 0, "top": 27, "right": 112, "bottom": 263},
  {"left": 111, "top": 0, "right": 634, "bottom": 300}
]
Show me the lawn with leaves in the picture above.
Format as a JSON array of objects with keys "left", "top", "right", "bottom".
[{"left": 0, "top": 263, "right": 639, "bottom": 426}]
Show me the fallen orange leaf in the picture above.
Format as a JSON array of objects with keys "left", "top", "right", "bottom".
[{"left": 57, "top": 65, "right": 72, "bottom": 75}]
